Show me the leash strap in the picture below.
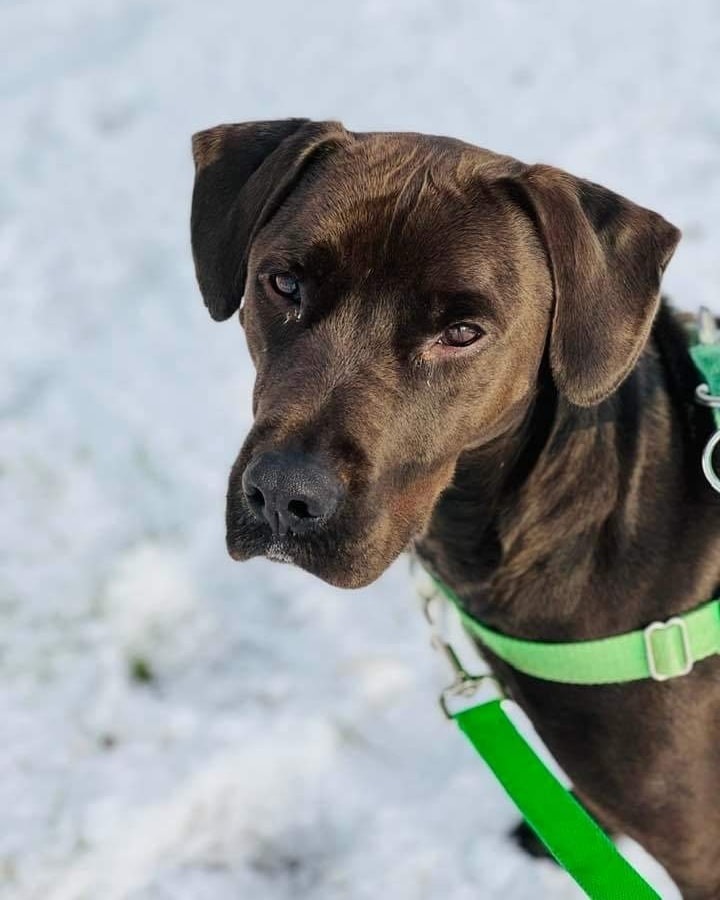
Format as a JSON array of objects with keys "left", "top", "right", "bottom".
[
  {"left": 455, "top": 699, "right": 660, "bottom": 899},
  {"left": 424, "top": 590, "right": 662, "bottom": 899}
]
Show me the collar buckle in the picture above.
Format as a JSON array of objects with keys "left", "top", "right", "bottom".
[{"left": 643, "top": 616, "right": 694, "bottom": 681}]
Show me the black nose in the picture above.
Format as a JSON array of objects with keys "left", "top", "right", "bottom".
[{"left": 241, "top": 451, "right": 343, "bottom": 537}]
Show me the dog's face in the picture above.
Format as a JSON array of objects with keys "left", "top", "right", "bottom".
[{"left": 190, "top": 119, "right": 679, "bottom": 587}]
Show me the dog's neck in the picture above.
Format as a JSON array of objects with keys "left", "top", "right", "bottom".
[{"left": 416, "top": 306, "right": 711, "bottom": 641}]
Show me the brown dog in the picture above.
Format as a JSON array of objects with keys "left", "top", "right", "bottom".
[{"left": 190, "top": 119, "right": 720, "bottom": 898}]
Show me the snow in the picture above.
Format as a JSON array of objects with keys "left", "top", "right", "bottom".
[{"left": 3, "top": 1, "right": 719, "bottom": 897}]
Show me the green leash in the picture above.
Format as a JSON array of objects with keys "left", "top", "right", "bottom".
[
  {"left": 424, "top": 309, "right": 720, "bottom": 899},
  {"left": 425, "top": 593, "right": 663, "bottom": 900},
  {"left": 456, "top": 701, "right": 659, "bottom": 899}
]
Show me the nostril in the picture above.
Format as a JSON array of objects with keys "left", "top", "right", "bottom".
[
  {"left": 241, "top": 451, "right": 342, "bottom": 535},
  {"left": 287, "top": 498, "right": 314, "bottom": 520},
  {"left": 245, "top": 486, "right": 265, "bottom": 512}
]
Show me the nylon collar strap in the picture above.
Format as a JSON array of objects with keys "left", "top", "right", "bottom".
[
  {"left": 434, "top": 576, "right": 720, "bottom": 684},
  {"left": 432, "top": 313, "right": 720, "bottom": 686}
]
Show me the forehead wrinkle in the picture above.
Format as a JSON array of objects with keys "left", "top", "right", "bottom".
[
  {"left": 385, "top": 150, "right": 431, "bottom": 250},
  {"left": 271, "top": 134, "right": 527, "bottom": 262},
  {"left": 301, "top": 145, "right": 466, "bottom": 258}
]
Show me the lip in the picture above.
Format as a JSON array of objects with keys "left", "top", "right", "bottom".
[
  {"left": 226, "top": 516, "right": 392, "bottom": 589},
  {"left": 264, "top": 540, "right": 295, "bottom": 564},
  {"left": 226, "top": 520, "right": 297, "bottom": 564}
]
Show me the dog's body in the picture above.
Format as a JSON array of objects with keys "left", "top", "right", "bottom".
[
  {"left": 420, "top": 304, "right": 720, "bottom": 897},
  {"left": 190, "top": 120, "right": 720, "bottom": 897}
]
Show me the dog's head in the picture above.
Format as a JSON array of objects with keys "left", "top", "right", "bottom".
[{"left": 190, "top": 118, "right": 680, "bottom": 587}]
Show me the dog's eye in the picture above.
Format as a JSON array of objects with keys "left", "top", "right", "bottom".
[
  {"left": 269, "top": 273, "right": 301, "bottom": 302},
  {"left": 438, "top": 322, "right": 484, "bottom": 347}
]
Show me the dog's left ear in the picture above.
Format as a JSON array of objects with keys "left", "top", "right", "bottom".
[
  {"left": 517, "top": 165, "right": 681, "bottom": 406},
  {"left": 190, "top": 118, "right": 347, "bottom": 321}
]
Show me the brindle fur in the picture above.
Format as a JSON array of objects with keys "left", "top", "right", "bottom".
[{"left": 190, "top": 119, "right": 720, "bottom": 898}]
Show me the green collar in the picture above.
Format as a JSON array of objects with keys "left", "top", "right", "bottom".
[
  {"left": 434, "top": 577, "right": 720, "bottom": 684},
  {"left": 432, "top": 308, "right": 720, "bottom": 686}
]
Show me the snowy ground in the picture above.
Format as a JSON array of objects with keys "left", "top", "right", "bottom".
[{"left": 3, "top": 1, "right": 720, "bottom": 898}]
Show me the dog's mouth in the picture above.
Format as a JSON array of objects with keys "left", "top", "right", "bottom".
[
  {"left": 225, "top": 437, "right": 458, "bottom": 588},
  {"left": 238, "top": 535, "right": 318, "bottom": 570},
  {"left": 225, "top": 479, "right": 424, "bottom": 589},
  {"left": 225, "top": 504, "right": 392, "bottom": 588},
  {"left": 263, "top": 540, "right": 296, "bottom": 564}
]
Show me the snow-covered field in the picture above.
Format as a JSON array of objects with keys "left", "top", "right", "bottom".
[{"left": 3, "top": 1, "right": 720, "bottom": 897}]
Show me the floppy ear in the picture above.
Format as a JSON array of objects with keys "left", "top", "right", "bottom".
[
  {"left": 190, "top": 118, "right": 347, "bottom": 321},
  {"left": 517, "top": 165, "right": 681, "bottom": 406}
]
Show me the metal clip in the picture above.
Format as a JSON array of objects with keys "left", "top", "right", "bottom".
[
  {"left": 694, "top": 383, "right": 720, "bottom": 494},
  {"left": 433, "top": 635, "right": 501, "bottom": 717},
  {"left": 695, "top": 384, "right": 720, "bottom": 409},
  {"left": 694, "top": 307, "right": 720, "bottom": 494},
  {"left": 423, "top": 588, "right": 503, "bottom": 718},
  {"left": 701, "top": 429, "right": 720, "bottom": 494}
]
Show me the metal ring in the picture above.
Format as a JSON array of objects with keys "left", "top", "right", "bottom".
[
  {"left": 696, "top": 384, "right": 720, "bottom": 409},
  {"left": 702, "top": 430, "right": 720, "bottom": 493}
]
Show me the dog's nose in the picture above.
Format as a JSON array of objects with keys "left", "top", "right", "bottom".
[{"left": 241, "top": 451, "right": 343, "bottom": 537}]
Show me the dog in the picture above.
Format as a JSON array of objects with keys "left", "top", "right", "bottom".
[{"left": 190, "top": 119, "right": 720, "bottom": 898}]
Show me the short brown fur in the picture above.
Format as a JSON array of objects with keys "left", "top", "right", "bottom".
[{"left": 190, "top": 119, "right": 720, "bottom": 897}]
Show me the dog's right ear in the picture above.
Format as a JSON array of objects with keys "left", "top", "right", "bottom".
[{"left": 190, "top": 118, "right": 346, "bottom": 321}]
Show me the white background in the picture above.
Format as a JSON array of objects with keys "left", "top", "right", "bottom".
[{"left": 3, "top": 1, "right": 720, "bottom": 897}]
